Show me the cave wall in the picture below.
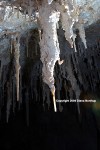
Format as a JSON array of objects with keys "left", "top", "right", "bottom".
[{"left": 0, "top": 21, "right": 100, "bottom": 124}]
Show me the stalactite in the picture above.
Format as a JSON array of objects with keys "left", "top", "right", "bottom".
[
  {"left": 60, "top": 8, "right": 74, "bottom": 48},
  {"left": 76, "top": 23, "right": 87, "bottom": 49},
  {"left": 13, "top": 33, "right": 20, "bottom": 102},
  {"left": 0, "top": 0, "right": 100, "bottom": 117},
  {"left": 52, "top": 89, "right": 57, "bottom": 112},
  {"left": 38, "top": 0, "right": 62, "bottom": 112},
  {"left": 54, "top": 1, "right": 80, "bottom": 51},
  {"left": 17, "top": 5, "right": 19, "bottom": 19},
  {"left": 73, "top": 33, "right": 77, "bottom": 52}
]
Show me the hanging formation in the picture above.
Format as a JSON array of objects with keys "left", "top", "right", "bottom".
[{"left": 0, "top": 0, "right": 100, "bottom": 113}]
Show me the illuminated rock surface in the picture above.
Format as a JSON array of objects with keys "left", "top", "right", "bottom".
[{"left": 0, "top": 1, "right": 100, "bottom": 149}]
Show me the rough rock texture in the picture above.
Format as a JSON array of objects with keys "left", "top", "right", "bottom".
[
  {"left": 0, "top": 0, "right": 100, "bottom": 117},
  {"left": 0, "top": 21, "right": 100, "bottom": 121},
  {"left": 0, "top": 1, "right": 100, "bottom": 149},
  {"left": 0, "top": 0, "right": 100, "bottom": 111}
]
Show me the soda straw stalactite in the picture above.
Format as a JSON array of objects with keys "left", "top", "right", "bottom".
[
  {"left": 51, "top": 86, "right": 57, "bottom": 112},
  {"left": 13, "top": 33, "right": 20, "bottom": 102}
]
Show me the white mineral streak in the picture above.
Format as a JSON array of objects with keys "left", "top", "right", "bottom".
[
  {"left": 48, "top": 0, "right": 53, "bottom": 5},
  {"left": 76, "top": 23, "right": 87, "bottom": 48},
  {"left": 17, "top": 5, "right": 19, "bottom": 18},
  {"left": 73, "top": 33, "right": 77, "bottom": 52},
  {"left": 13, "top": 33, "right": 20, "bottom": 101},
  {"left": 39, "top": 0, "right": 61, "bottom": 112}
]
